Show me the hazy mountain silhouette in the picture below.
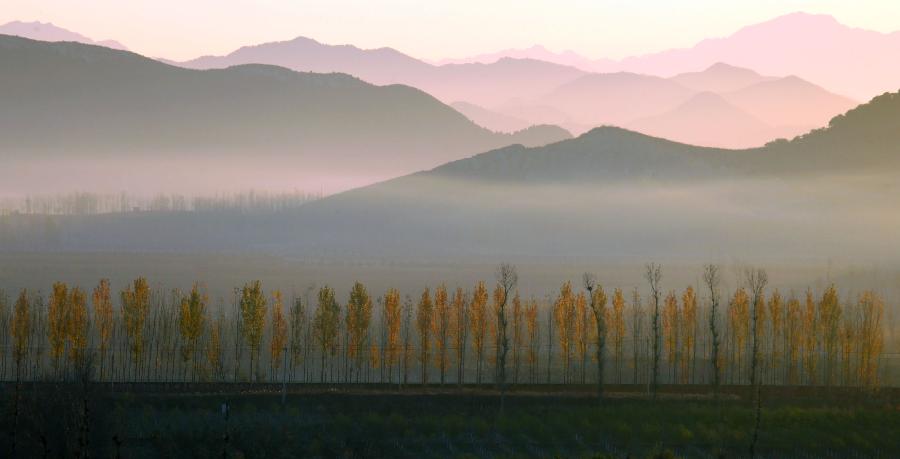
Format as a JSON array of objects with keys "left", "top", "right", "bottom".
[
  {"left": 435, "top": 44, "right": 613, "bottom": 72},
  {"left": 179, "top": 38, "right": 586, "bottom": 108},
  {"left": 450, "top": 101, "right": 533, "bottom": 133},
  {"left": 537, "top": 72, "right": 694, "bottom": 128},
  {"left": 721, "top": 76, "right": 857, "bottom": 128},
  {"left": 669, "top": 62, "right": 775, "bottom": 93},
  {"left": 0, "top": 20, "right": 127, "bottom": 50},
  {"left": 627, "top": 92, "right": 776, "bottom": 148},
  {"left": 0, "top": 35, "right": 571, "bottom": 193},
  {"left": 614, "top": 12, "right": 900, "bottom": 101}
]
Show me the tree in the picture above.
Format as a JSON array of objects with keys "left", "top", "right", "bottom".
[
  {"left": 583, "top": 273, "right": 608, "bottom": 399},
  {"left": 524, "top": 299, "right": 539, "bottom": 383},
  {"left": 784, "top": 294, "right": 802, "bottom": 385},
  {"left": 289, "top": 296, "right": 307, "bottom": 381},
  {"left": 207, "top": 314, "right": 224, "bottom": 381},
  {"left": 729, "top": 288, "right": 750, "bottom": 383},
  {"left": 703, "top": 265, "right": 722, "bottom": 397},
  {"left": 802, "top": 289, "right": 819, "bottom": 385},
  {"left": 574, "top": 291, "right": 590, "bottom": 384},
  {"left": 48, "top": 282, "right": 69, "bottom": 376},
  {"left": 346, "top": 282, "right": 373, "bottom": 382},
  {"left": 240, "top": 280, "right": 268, "bottom": 382},
  {"left": 12, "top": 290, "right": 31, "bottom": 376},
  {"left": 645, "top": 263, "right": 662, "bottom": 399},
  {"left": 554, "top": 281, "right": 576, "bottom": 384},
  {"left": 857, "top": 291, "right": 884, "bottom": 389},
  {"left": 630, "top": 289, "right": 644, "bottom": 385},
  {"left": 511, "top": 291, "right": 523, "bottom": 384},
  {"left": 744, "top": 267, "right": 768, "bottom": 459},
  {"left": 768, "top": 290, "right": 784, "bottom": 385},
  {"left": 470, "top": 281, "right": 489, "bottom": 384},
  {"left": 313, "top": 285, "right": 340, "bottom": 382},
  {"left": 179, "top": 283, "right": 208, "bottom": 378},
  {"left": 383, "top": 288, "right": 402, "bottom": 383},
  {"left": 681, "top": 286, "right": 697, "bottom": 384},
  {"left": 819, "top": 284, "right": 842, "bottom": 387},
  {"left": 68, "top": 287, "right": 89, "bottom": 369},
  {"left": 92, "top": 279, "right": 114, "bottom": 380},
  {"left": 494, "top": 263, "right": 517, "bottom": 394},
  {"left": 662, "top": 291, "right": 680, "bottom": 383},
  {"left": 745, "top": 267, "right": 768, "bottom": 387},
  {"left": 450, "top": 287, "right": 469, "bottom": 386},
  {"left": 270, "top": 290, "right": 287, "bottom": 378},
  {"left": 610, "top": 288, "right": 626, "bottom": 384},
  {"left": 122, "top": 277, "right": 151, "bottom": 379},
  {"left": 416, "top": 288, "right": 433, "bottom": 384},
  {"left": 432, "top": 284, "right": 450, "bottom": 385}
]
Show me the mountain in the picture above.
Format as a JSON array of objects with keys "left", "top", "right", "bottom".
[
  {"left": 536, "top": 72, "right": 696, "bottom": 129},
  {"left": 0, "top": 35, "right": 570, "bottom": 194},
  {"left": 0, "top": 20, "right": 127, "bottom": 50},
  {"left": 614, "top": 12, "right": 900, "bottom": 101},
  {"left": 9, "top": 92, "right": 898, "bottom": 258},
  {"left": 721, "top": 76, "right": 857, "bottom": 128},
  {"left": 669, "top": 62, "right": 775, "bottom": 93},
  {"left": 434, "top": 45, "right": 612, "bottom": 72},
  {"left": 627, "top": 92, "right": 776, "bottom": 148},
  {"left": 179, "top": 38, "right": 587, "bottom": 108},
  {"left": 450, "top": 101, "right": 533, "bottom": 133}
]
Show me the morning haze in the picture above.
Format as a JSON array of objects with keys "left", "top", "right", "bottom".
[{"left": 1, "top": 2, "right": 899, "bottom": 458}]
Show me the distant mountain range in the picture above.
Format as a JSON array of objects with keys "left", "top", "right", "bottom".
[
  {"left": 0, "top": 35, "right": 570, "bottom": 194},
  {"left": 166, "top": 15, "right": 861, "bottom": 148},
  {"left": 0, "top": 20, "right": 128, "bottom": 50},
  {"left": 440, "top": 12, "right": 900, "bottom": 102}
]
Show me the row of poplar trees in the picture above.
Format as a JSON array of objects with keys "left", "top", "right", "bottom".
[{"left": 0, "top": 264, "right": 889, "bottom": 393}]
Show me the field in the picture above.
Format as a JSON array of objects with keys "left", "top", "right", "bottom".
[{"left": 3, "top": 383, "right": 899, "bottom": 458}]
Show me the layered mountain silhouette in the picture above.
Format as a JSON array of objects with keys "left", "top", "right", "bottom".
[
  {"left": 179, "top": 38, "right": 587, "bottom": 109},
  {"left": 171, "top": 26, "right": 857, "bottom": 148},
  {"left": 0, "top": 20, "right": 127, "bottom": 50},
  {"left": 0, "top": 35, "right": 570, "bottom": 192},
  {"left": 441, "top": 12, "right": 900, "bottom": 101}
]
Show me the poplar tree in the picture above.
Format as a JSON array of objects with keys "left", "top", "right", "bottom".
[
  {"left": 470, "top": 281, "right": 488, "bottom": 384},
  {"left": 450, "top": 287, "right": 469, "bottom": 385},
  {"left": 313, "top": 285, "right": 340, "bottom": 382},
  {"left": 93, "top": 279, "right": 114, "bottom": 380},
  {"left": 240, "top": 280, "right": 267, "bottom": 382},
  {"left": 270, "top": 290, "right": 287, "bottom": 377},
  {"left": 122, "top": 277, "right": 151, "bottom": 370},
  {"left": 432, "top": 284, "right": 450, "bottom": 385},
  {"left": 179, "top": 283, "right": 207, "bottom": 377},
  {"left": 346, "top": 282, "right": 372, "bottom": 382},
  {"left": 416, "top": 288, "right": 433, "bottom": 384}
]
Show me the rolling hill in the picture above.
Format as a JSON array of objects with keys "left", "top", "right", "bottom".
[
  {"left": 0, "top": 34, "right": 571, "bottom": 194},
  {"left": 5, "top": 91, "right": 898, "bottom": 260}
]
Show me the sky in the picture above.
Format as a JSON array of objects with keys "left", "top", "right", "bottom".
[{"left": 2, "top": 0, "right": 900, "bottom": 62}]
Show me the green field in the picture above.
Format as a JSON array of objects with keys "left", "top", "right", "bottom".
[{"left": 3, "top": 383, "right": 898, "bottom": 458}]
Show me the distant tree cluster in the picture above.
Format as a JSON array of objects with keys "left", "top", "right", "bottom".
[
  {"left": 0, "top": 265, "right": 891, "bottom": 394},
  {"left": 0, "top": 190, "right": 322, "bottom": 216}
]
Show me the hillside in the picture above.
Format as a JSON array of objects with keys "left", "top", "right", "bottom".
[
  {"left": 0, "top": 35, "right": 570, "bottom": 193},
  {"left": 6, "top": 91, "right": 898, "bottom": 259}
]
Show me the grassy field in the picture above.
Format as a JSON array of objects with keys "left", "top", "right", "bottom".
[{"left": 3, "top": 383, "right": 898, "bottom": 458}]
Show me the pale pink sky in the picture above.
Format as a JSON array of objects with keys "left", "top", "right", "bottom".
[{"left": 2, "top": 0, "right": 899, "bottom": 62}]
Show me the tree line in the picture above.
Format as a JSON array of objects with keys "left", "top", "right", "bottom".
[
  {"left": 0, "top": 190, "right": 322, "bottom": 216},
  {"left": 0, "top": 264, "right": 890, "bottom": 396}
]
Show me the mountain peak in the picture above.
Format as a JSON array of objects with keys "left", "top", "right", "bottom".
[{"left": 0, "top": 20, "right": 128, "bottom": 50}]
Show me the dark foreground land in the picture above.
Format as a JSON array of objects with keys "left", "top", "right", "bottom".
[{"left": 2, "top": 384, "right": 898, "bottom": 458}]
